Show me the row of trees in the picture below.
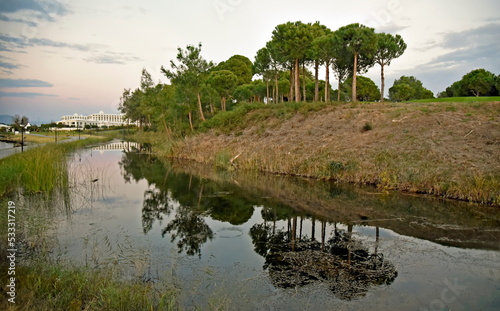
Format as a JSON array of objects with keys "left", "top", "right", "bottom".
[
  {"left": 119, "top": 21, "right": 410, "bottom": 133},
  {"left": 439, "top": 69, "right": 499, "bottom": 98},
  {"left": 254, "top": 22, "right": 406, "bottom": 103}
]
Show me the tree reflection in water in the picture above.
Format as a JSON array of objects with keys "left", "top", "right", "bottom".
[
  {"left": 119, "top": 150, "right": 397, "bottom": 296},
  {"left": 161, "top": 206, "right": 214, "bottom": 257},
  {"left": 250, "top": 212, "right": 397, "bottom": 300}
]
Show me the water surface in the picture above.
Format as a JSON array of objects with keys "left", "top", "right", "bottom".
[{"left": 35, "top": 141, "right": 500, "bottom": 310}]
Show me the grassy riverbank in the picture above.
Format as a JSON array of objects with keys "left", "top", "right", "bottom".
[
  {"left": 155, "top": 100, "right": 499, "bottom": 205},
  {"left": 0, "top": 192, "right": 177, "bottom": 311},
  {"left": 0, "top": 263, "right": 176, "bottom": 311},
  {"left": 0, "top": 133, "right": 178, "bottom": 311},
  {"left": 0, "top": 135, "right": 115, "bottom": 196}
]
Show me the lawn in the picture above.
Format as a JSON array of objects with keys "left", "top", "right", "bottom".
[{"left": 409, "top": 96, "right": 500, "bottom": 103}]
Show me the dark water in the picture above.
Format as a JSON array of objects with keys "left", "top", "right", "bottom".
[{"left": 36, "top": 141, "right": 499, "bottom": 310}]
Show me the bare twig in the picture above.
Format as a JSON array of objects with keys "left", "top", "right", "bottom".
[
  {"left": 391, "top": 116, "right": 409, "bottom": 123},
  {"left": 464, "top": 130, "right": 474, "bottom": 138},
  {"left": 230, "top": 152, "right": 242, "bottom": 165}
]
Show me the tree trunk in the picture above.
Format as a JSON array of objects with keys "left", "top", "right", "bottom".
[
  {"left": 380, "top": 63, "right": 385, "bottom": 101},
  {"left": 338, "top": 79, "right": 341, "bottom": 102},
  {"left": 314, "top": 60, "right": 319, "bottom": 102},
  {"left": 274, "top": 71, "right": 279, "bottom": 104},
  {"left": 311, "top": 217, "right": 316, "bottom": 240},
  {"left": 289, "top": 66, "right": 294, "bottom": 102},
  {"left": 221, "top": 97, "right": 227, "bottom": 111},
  {"left": 162, "top": 116, "right": 171, "bottom": 138},
  {"left": 325, "top": 59, "right": 330, "bottom": 102},
  {"left": 266, "top": 80, "right": 270, "bottom": 104},
  {"left": 197, "top": 93, "right": 206, "bottom": 121},
  {"left": 295, "top": 58, "right": 300, "bottom": 102},
  {"left": 302, "top": 61, "right": 306, "bottom": 101},
  {"left": 188, "top": 111, "right": 194, "bottom": 132},
  {"left": 352, "top": 52, "right": 358, "bottom": 102}
]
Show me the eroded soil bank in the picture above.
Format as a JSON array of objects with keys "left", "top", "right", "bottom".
[{"left": 169, "top": 101, "right": 500, "bottom": 205}]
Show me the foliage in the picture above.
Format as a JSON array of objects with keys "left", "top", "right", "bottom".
[
  {"left": 362, "top": 122, "right": 373, "bottom": 132},
  {"left": 233, "top": 84, "right": 254, "bottom": 102},
  {"left": 214, "top": 54, "right": 254, "bottom": 86},
  {"left": 162, "top": 43, "right": 214, "bottom": 124},
  {"left": 408, "top": 96, "right": 500, "bottom": 103},
  {"left": 11, "top": 114, "right": 29, "bottom": 131},
  {"left": 374, "top": 33, "right": 407, "bottom": 100},
  {"left": 459, "top": 68, "right": 497, "bottom": 97},
  {"left": 118, "top": 21, "right": 409, "bottom": 135},
  {"left": 496, "top": 74, "right": 500, "bottom": 93},
  {"left": 307, "top": 22, "right": 333, "bottom": 101},
  {"left": 341, "top": 76, "right": 380, "bottom": 102},
  {"left": 269, "top": 21, "right": 316, "bottom": 102},
  {"left": 389, "top": 76, "right": 434, "bottom": 101},
  {"left": 335, "top": 23, "right": 378, "bottom": 102},
  {"left": 206, "top": 69, "right": 238, "bottom": 111},
  {"left": 441, "top": 69, "right": 498, "bottom": 98}
]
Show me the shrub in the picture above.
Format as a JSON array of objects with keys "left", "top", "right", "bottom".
[{"left": 361, "top": 122, "right": 373, "bottom": 132}]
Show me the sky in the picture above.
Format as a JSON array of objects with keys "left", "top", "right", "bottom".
[{"left": 0, "top": 0, "right": 499, "bottom": 124}]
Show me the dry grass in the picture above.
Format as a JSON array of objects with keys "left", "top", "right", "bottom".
[{"left": 170, "top": 101, "right": 500, "bottom": 205}]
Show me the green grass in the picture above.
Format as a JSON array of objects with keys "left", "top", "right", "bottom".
[
  {"left": 0, "top": 264, "right": 177, "bottom": 311},
  {"left": 0, "top": 132, "right": 178, "bottom": 311},
  {"left": 0, "top": 136, "right": 113, "bottom": 196},
  {"left": 200, "top": 101, "right": 337, "bottom": 133},
  {"left": 408, "top": 96, "right": 500, "bottom": 103}
]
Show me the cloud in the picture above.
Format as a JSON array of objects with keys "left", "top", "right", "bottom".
[
  {"left": 0, "top": 0, "right": 45, "bottom": 13},
  {"left": 84, "top": 53, "right": 142, "bottom": 65},
  {"left": 0, "top": 91, "right": 56, "bottom": 98},
  {"left": 0, "top": 78, "right": 53, "bottom": 88},
  {"left": 0, "top": 56, "right": 23, "bottom": 70},
  {"left": 0, "top": 33, "right": 94, "bottom": 52},
  {"left": 423, "top": 23, "right": 500, "bottom": 71},
  {"left": 0, "top": 34, "right": 142, "bottom": 65},
  {"left": 375, "top": 22, "right": 408, "bottom": 34},
  {"left": 0, "top": 0, "right": 69, "bottom": 22},
  {"left": 441, "top": 23, "right": 500, "bottom": 49},
  {"left": 0, "top": 13, "right": 37, "bottom": 26},
  {"left": 30, "top": 37, "right": 91, "bottom": 51},
  {"left": 396, "top": 24, "right": 500, "bottom": 94}
]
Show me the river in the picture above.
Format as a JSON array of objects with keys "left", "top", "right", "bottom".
[{"left": 21, "top": 140, "right": 500, "bottom": 310}]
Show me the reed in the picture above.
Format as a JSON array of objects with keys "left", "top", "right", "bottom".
[
  {"left": 0, "top": 264, "right": 177, "bottom": 311},
  {"left": 0, "top": 136, "right": 112, "bottom": 196}
]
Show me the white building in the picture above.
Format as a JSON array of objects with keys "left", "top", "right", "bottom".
[{"left": 58, "top": 111, "right": 138, "bottom": 128}]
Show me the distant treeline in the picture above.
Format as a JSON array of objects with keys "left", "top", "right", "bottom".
[{"left": 437, "top": 69, "right": 499, "bottom": 98}]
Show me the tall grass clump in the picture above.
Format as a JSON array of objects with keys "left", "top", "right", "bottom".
[
  {"left": 0, "top": 136, "right": 112, "bottom": 196},
  {"left": 0, "top": 264, "right": 177, "bottom": 311}
]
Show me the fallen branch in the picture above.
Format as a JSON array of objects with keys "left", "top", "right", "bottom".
[
  {"left": 391, "top": 116, "right": 409, "bottom": 123},
  {"left": 230, "top": 152, "right": 242, "bottom": 167},
  {"left": 464, "top": 130, "right": 474, "bottom": 138}
]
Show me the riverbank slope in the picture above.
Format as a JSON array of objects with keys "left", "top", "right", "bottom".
[{"left": 168, "top": 101, "right": 499, "bottom": 205}]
